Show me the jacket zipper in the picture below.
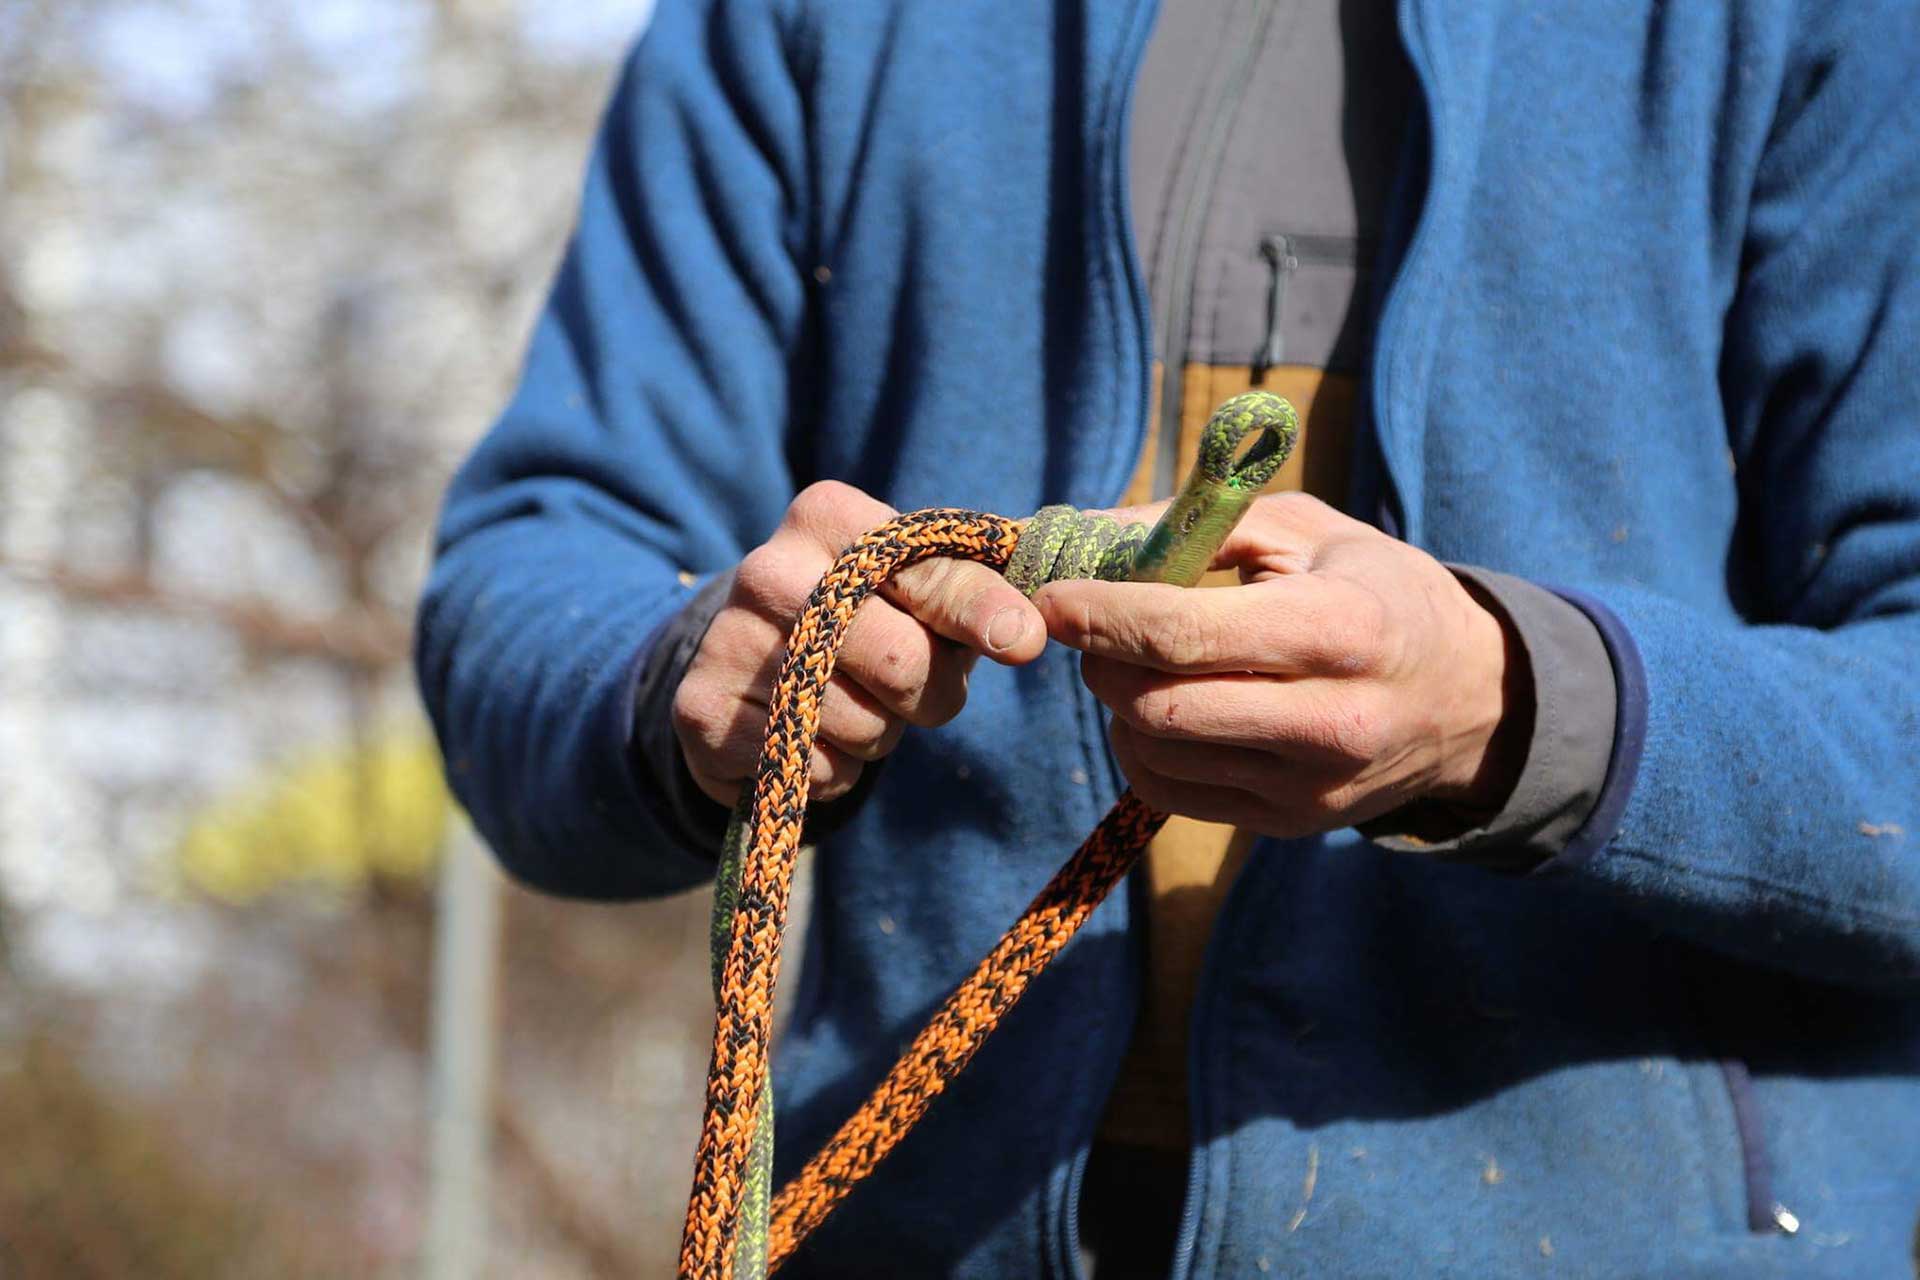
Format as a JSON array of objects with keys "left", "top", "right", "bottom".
[
  {"left": 1065, "top": 0, "right": 1166, "bottom": 1272},
  {"left": 1151, "top": 0, "right": 1286, "bottom": 499},
  {"left": 1133, "top": 1, "right": 1286, "bottom": 1272},
  {"left": 1717, "top": 1059, "right": 1799, "bottom": 1236},
  {"left": 1165, "top": 829, "right": 1282, "bottom": 1280},
  {"left": 1252, "top": 233, "right": 1372, "bottom": 381},
  {"left": 1166, "top": 1, "right": 1442, "bottom": 1271}
]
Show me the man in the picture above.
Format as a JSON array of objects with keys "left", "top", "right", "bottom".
[{"left": 417, "top": 1, "right": 1920, "bottom": 1275}]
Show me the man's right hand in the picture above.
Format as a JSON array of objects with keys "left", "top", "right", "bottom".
[{"left": 673, "top": 481, "right": 1048, "bottom": 807}]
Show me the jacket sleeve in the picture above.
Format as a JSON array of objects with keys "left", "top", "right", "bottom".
[
  {"left": 1541, "top": 9, "right": 1920, "bottom": 987},
  {"left": 414, "top": 0, "right": 811, "bottom": 900}
]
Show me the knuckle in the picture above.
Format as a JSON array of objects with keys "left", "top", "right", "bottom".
[
  {"left": 1319, "top": 592, "right": 1389, "bottom": 674},
  {"left": 1274, "top": 490, "right": 1326, "bottom": 519},
  {"left": 791, "top": 478, "right": 858, "bottom": 523},
  {"left": 907, "top": 664, "right": 968, "bottom": 727},
  {"left": 1351, "top": 591, "right": 1393, "bottom": 664},
  {"left": 809, "top": 746, "right": 861, "bottom": 796},
  {"left": 1058, "top": 592, "right": 1097, "bottom": 648},
  {"left": 1314, "top": 779, "right": 1366, "bottom": 816},
  {"left": 822, "top": 697, "right": 897, "bottom": 761},
  {"left": 893, "top": 555, "right": 958, "bottom": 614},
  {"left": 670, "top": 682, "right": 729, "bottom": 754},
  {"left": 1308, "top": 696, "right": 1383, "bottom": 765},
  {"left": 835, "top": 728, "right": 889, "bottom": 762},
  {"left": 788, "top": 479, "right": 887, "bottom": 553},
  {"left": 734, "top": 544, "right": 800, "bottom": 614},
  {"left": 1156, "top": 606, "right": 1223, "bottom": 672},
  {"left": 1130, "top": 682, "right": 1183, "bottom": 735},
  {"left": 1272, "top": 490, "right": 1340, "bottom": 534}
]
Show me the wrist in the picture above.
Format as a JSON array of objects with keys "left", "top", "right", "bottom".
[{"left": 1428, "top": 575, "right": 1533, "bottom": 812}]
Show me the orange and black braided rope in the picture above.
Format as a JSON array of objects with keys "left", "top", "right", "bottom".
[{"left": 678, "top": 394, "right": 1297, "bottom": 1279}]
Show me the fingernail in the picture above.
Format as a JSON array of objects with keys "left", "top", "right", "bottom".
[{"left": 985, "top": 607, "right": 1028, "bottom": 653}]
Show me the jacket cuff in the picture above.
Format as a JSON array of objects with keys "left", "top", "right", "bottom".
[
  {"left": 1361, "top": 567, "right": 1618, "bottom": 873},
  {"left": 626, "top": 566, "right": 887, "bottom": 860},
  {"left": 1528, "top": 585, "right": 1648, "bottom": 878},
  {"left": 628, "top": 568, "right": 737, "bottom": 858}
]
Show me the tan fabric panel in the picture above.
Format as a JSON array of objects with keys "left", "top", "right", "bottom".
[
  {"left": 1098, "top": 362, "right": 1357, "bottom": 1151},
  {"left": 1120, "top": 363, "right": 1355, "bottom": 513}
]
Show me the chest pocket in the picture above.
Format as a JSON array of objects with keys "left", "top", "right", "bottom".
[
  {"left": 1251, "top": 232, "right": 1376, "bottom": 379},
  {"left": 1127, "top": 233, "right": 1376, "bottom": 513}
]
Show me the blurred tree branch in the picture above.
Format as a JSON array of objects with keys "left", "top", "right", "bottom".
[{"left": 2, "top": 557, "right": 407, "bottom": 667}]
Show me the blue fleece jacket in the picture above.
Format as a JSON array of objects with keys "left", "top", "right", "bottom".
[{"left": 416, "top": 0, "right": 1920, "bottom": 1274}]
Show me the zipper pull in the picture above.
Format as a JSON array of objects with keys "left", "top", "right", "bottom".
[{"left": 1253, "top": 235, "right": 1298, "bottom": 384}]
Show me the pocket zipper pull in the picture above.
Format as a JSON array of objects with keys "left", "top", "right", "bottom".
[{"left": 1254, "top": 235, "right": 1298, "bottom": 383}]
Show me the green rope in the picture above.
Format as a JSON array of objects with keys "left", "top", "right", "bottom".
[
  {"left": 1003, "top": 506, "right": 1147, "bottom": 596},
  {"left": 702, "top": 390, "right": 1295, "bottom": 1278},
  {"left": 1129, "top": 390, "right": 1299, "bottom": 587}
]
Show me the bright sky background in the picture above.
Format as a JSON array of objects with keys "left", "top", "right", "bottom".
[{"left": 86, "top": 0, "right": 658, "bottom": 117}]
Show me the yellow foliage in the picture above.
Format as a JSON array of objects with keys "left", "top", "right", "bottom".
[{"left": 174, "top": 733, "right": 452, "bottom": 903}]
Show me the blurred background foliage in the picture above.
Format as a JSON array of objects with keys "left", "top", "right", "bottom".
[
  {"left": 0, "top": 0, "right": 742, "bottom": 1274},
  {"left": 174, "top": 734, "right": 450, "bottom": 903}
]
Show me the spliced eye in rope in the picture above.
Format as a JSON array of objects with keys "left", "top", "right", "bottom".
[{"left": 679, "top": 392, "right": 1299, "bottom": 1280}]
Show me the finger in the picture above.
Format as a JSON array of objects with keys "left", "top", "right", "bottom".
[
  {"left": 673, "top": 675, "right": 775, "bottom": 789},
  {"left": 734, "top": 481, "right": 902, "bottom": 623},
  {"left": 815, "top": 674, "right": 906, "bottom": 762},
  {"left": 1080, "top": 657, "right": 1292, "bottom": 749},
  {"left": 681, "top": 687, "right": 873, "bottom": 806},
  {"left": 1083, "top": 656, "right": 1390, "bottom": 768},
  {"left": 882, "top": 555, "right": 1045, "bottom": 665},
  {"left": 780, "top": 480, "right": 1046, "bottom": 664},
  {"left": 1107, "top": 720, "right": 1342, "bottom": 837},
  {"left": 1210, "top": 491, "right": 1361, "bottom": 578},
  {"left": 837, "top": 597, "right": 976, "bottom": 727},
  {"left": 781, "top": 479, "right": 900, "bottom": 553},
  {"left": 1039, "top": 575, "right": 1375, "bottom": 675},
  {"left": 1077, "top": 498, "right": 1170, "bottom": 528},
  {"left": 1106, "top": 718, "right": 1276, "bottom": 827},
  {"left": 702, "top": 595, "right": 963, "bottom": 746},
  {"left": 806, "top": 741, "right": 865, "bottom": 804},
  {"left": 1104, "top": 717, "right": 1285, "bottom": 792},
  {"left": 691, "top": 608, "right": 791, "bottom": 691},
  {"left": 685, "top": 759, "right": 743, "bottom": 808},
  {"left": 674, "top": 646, "right": 890, "bottom": 781}
]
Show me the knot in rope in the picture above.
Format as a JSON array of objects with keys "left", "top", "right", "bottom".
[{"left": 1003, "top": 505, "right": 1147, "bottom": 595}]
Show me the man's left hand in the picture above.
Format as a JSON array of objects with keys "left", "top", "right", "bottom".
[{"left": 1032, "top": 492, "right": 1528, "bottom": 838}]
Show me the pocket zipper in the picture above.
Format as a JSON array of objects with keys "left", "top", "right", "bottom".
[
  {"left": 1253, "top": 233, "right": 1371, "bottom": 382},
  {"left": 1718, "top": 1058, "right": 1801, "bottom": 1236}
]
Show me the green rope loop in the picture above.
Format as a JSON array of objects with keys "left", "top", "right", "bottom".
[{"left": 1130, "top": 390, "right": 1298, "bottom": 587}]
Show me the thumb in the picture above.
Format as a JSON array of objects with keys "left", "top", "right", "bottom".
[{"left": 882, "top": 556, "right": 1047, "bottom": 665}]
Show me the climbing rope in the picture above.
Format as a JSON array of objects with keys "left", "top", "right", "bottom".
[{"left": 678, "top": 392, "right": 1299, "bottom": 1279}]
